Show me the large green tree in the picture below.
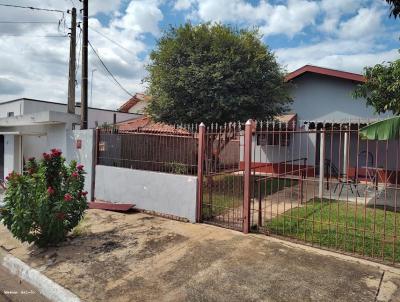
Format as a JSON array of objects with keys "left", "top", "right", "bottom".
[
  {"left": 353, "top": 59, "right": 400, "bottom": 115},
  {"left": 146, "top": 23, "right": 291, "bottom": 124},
  {"left": 353, "top": 0, "right": 400, "bottom": 114}
]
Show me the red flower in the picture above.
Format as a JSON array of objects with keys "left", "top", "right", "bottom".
[
  {"left": 71, "top": 171, "right": 79, "bottom": 178},
  {"left": 77, "top": 164, "right": 84, "bottom": 171},
  {"left": 64, "top": 193, "right": 73, "bottom": 202},
  {"left": 51, "top": 148, "right": 62, "bottom": 157},
  {"left": 47, "top": 187, "right": 55, "bottom": 195},
  {"left": 43, "top": 153, "right": 51, "bottom": 160},
  {"left": 78, "top": 191, "right": 88, "bottom": 198},
  {"left": 28, "top": 157, "right": 35, "bottom": 162}
]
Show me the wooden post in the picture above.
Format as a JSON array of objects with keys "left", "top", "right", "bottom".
[
  {"left": 196, "top": 123, "right": 206, "bottom": 223},
  {"left": 81, "top": 0, "right": 88, "bottom": 129},
  {"left": 67, "top": 7, "right": 76, "bottom": 114},
  {"left": 243, "top": 119, "right": 253, "bottom": 234}
]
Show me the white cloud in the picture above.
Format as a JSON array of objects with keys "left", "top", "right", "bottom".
[
  {"left": 183, "top": 0, "right": 319, "bottom": 38},
  {"left": 259, "top": 0, "right": 319, "bottom": 37},
  {"left": 113, "top": 0, "right": 163, "bottom": 36},
  {"left": 275, "top": 40, "right": 399, "bottom": 73},
  {"left": 90, "top": 0, "right": 122, "bottom": 16},
  {"left": 0, "top": 0, "right": 162, "bottom": 109},
  {"left": 0, "top": 77, "right": 24, "bottom": 94},
  {"left": 338, "top": 7, "right": 384, "bottom": 39},
  {"left": 174, "top": 0, "right": 195, "bottom": 11}
]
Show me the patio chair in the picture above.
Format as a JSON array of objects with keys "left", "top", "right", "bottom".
[{"left": 325, "top": 159, "right": 360, "bottom": 198}]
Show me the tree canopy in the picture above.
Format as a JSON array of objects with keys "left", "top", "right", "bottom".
[
  {"left": 353, "top": 59, "right": 400, "bottom": 115},
  {"left": 353, "top": 1, "right": 400, "bottom": 115},
  {"left": 145, "top": 23, "right": 291, "bottom": 124}
]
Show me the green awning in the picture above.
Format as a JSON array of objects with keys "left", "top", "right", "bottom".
[{"left": 360, "top": 116, "right": 400, "bottom": 140}]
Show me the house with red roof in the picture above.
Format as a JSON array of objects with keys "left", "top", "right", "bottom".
[{"left": 116, "top": 65, "right": 395, "bottom": 183}]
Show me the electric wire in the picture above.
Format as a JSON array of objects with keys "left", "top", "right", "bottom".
[{"left": 88, "top": 40, "right": 134, "bottom": 97}]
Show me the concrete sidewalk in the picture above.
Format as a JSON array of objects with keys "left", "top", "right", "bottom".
[
  {"left": 0, "top": 265, "right": 49, "bottom": 302},
  {"left": 0, "top": 209, "right": 400, "bottom": 301}
]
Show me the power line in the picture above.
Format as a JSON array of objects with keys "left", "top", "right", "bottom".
[
  {"left": 0, "top": 34, "right": 68, "bottom": 38},
  {"left": 0, "top": 3, "right": 64, "bottom": 13},
  {"left": 89, "top": 26, "right": 136, "bottom": 56},
  {"left": 0, "top": 21, "right": 57, "bottom": 24},
  {"left": 88, "top": 40, "right": 134, "bottom": 97}
]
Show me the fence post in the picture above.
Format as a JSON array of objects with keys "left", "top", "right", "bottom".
[
  {"left": 196, "top": 123, "right": 206, "bottom": 223},
  {"left": 243, "top": 119, "right": 253, "bottom": 234},
  {"left": 318, "top": 128, "right": 325, "bottom": 199}
]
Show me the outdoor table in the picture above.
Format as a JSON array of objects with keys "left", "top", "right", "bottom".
[{"left": 360, "top": 166, "right": 394, "bottom": 190}]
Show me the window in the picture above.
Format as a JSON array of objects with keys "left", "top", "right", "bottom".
[{"left": 7, "top": 112, "right": 14, "bottom": 117}]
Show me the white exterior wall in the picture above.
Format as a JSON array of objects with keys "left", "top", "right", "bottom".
[
  {"left": 22, "top": 135, "right": 47, "bottom": 160},
  {"left": 1, "top": 99, "right": 139, "bottom": 129},
  {"left": 290, "top": 73, "right": 391, "bottom": 123},
  {"left": 95, "top": 165, "right": 197, "bottom": 222},
  {"left": 251, "top": 127, "right": 317, "bottom": 166},
  {"left": 0, "top": 100, "right": 23, "bottom": 118},
  {"left": 3, "top": 135, "right": 21, "bottom": 178}
]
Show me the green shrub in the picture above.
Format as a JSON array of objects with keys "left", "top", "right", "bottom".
[{"left": 1, "top": 149, "right": 88, "bottom": 247}]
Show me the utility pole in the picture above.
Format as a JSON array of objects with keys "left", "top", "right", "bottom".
[
  {"left": 67, "top": 7, "right": 76, "bottom": 114},
  {"left": 81, "top": 0, "right": 88, "bottom": 129}
]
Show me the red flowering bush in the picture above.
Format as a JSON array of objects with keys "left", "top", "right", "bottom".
[{"left": 1, "top": 149, "right": 88, "bottom": 247}]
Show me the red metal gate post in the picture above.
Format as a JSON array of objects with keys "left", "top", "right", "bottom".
[
  {"left": 196, "top": 122, "right": 206, "bottom": 223},
  {"left": 243, "top": 119, "right": 253, "bottom": 233}
]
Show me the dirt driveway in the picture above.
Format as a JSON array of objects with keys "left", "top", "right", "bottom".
[{"left": 0, "top": 209, "right": 399, "bottom": 302}]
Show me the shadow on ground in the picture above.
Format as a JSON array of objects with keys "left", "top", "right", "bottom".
[{"left": 0, "top": 209, "right": 399, "bottom": 302}]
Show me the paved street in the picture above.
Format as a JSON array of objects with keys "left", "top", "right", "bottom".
[{"left": 0, "top": 265, "right": 49, "bottom": 302}]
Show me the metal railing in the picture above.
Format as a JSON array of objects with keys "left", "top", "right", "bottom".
[{"left": 97, "top": 127, "right": 198, "bottom": 175}]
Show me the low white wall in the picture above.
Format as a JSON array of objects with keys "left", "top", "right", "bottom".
[{"left": 95, "top": 165, "right": 197, "bottom": 222}]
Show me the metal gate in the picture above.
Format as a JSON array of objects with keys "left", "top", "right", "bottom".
[{"left": 199, "top": 123, "right": 244, "bottom": 230}]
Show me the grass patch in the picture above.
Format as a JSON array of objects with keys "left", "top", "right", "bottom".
[
  {"left": 202, "top": 175, "right": 296, "bottom": 218},
  {"left": 267, "top": 199, "right": 400, "bottom": 263}
]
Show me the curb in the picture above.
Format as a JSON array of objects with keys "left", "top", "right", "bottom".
[{"left": 0, "top": 250, "right": 81, "bottom": 302}]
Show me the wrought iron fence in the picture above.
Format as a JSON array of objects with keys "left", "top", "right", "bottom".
[
  {"left": 97, "top": 127, "right": 198, "bottom": 175},
  {"left": 199, "top": 120, "right": 400, "bottom": 266}
]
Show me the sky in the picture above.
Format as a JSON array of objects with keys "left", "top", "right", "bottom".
[{"left": 0, "top": 0, "right": 399, "bottom": 110}]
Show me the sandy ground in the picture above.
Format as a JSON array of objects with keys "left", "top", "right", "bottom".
[{"left": 0, "top": 209, "right": 400, "bottom": 302}]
